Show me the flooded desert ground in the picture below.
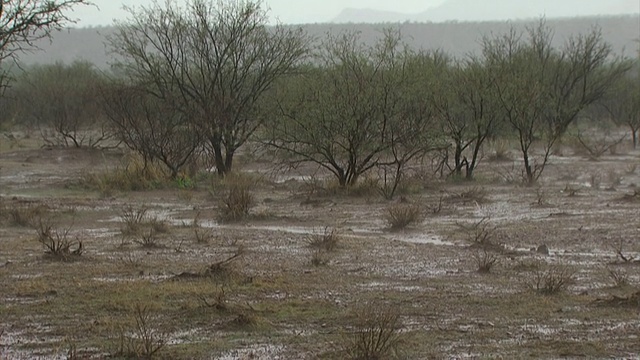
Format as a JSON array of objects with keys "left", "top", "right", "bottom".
[{"left": 1, "top": 137, "right": 639, "bottom": 359}]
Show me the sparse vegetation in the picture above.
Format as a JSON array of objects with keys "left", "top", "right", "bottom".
[
  {"left": 219, "top": 179, "right": 255, "bottom": 222},
  {"left": 310, "top": 248, "right": 332, "bottom": 267},
  {"left": 610, "top": 239, "right": 636, "bottom": 263},
  {"left": 34, "top": 217, "right": 83, "bottom": 260},
  {"left": 306, "top": 227, "right": 340, "bottom": 252},
  {"left": 607, "top": 267, "right": 630, "bottom": 287},
  {"left": 457, "top": 217, "right": 496, "bottom": 247},
  {"left": 113, "top": 304, "right": 167, "bottom": 359},
  {"left": 120, "top": 205, "right": 149, "bottom": 236},
  {"left": 8, "top": 203, "right": 47, "bottom": 227},
  {"left": 473, "top": 249, "right": 500, "bottom": 273},
  {"left": 2, "top": 3, "right": 640, "bottom": 359},
  {"left": 526, "top": 262, "right": 575, "bottom": 295},
  {"left": 342, "top": 304, "right": 405, "bottom": 360},
  {"left": 385, "top": 203, "right": 423, "bottom": 230}
]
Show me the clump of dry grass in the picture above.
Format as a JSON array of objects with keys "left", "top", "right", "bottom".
[
  {"left": 307, "top": 227, "right": 340, "bottom": 252},
  {"left": 113, "top": 304, "right": 167, "bottom": 359},
  {"left": 120, "top": 205, "right": 149, "bottom": 236},
  {"left": 79, "top": 155, "right": 169, "bottom": 195},
  {"left": 8, "top": 203, "right": 48, "bottom": 227},
  {"left": 445, "top": 187, "right": 490, "bottom": 205},
  {"left": 385, "top": 203, "right": 423, "bottom": 231},
  {"left": 34, "top": 217, "right": 83, "bottom": 260},
  {"left": 526, "top": 262, "right": 575, "bottom": 295},
  {"left": 607, "top": 267, "right": 629, "bottom": 288},
  {"left": 618, "top": 190, "right": 640, "bottom": 203},
  {"left": 217, "top": 175, "right": 255, "bottom": 222},
  {"left": 118, "top": 206, "right": 170, "bottom": 248},
  {"left": 473, "top": 249, "right": 500, "bottom": 273},
  {"left": 310, "top": 248, "right": 332, "bottom": 267},
  {"left": 456, "top": 217, "right": 497, "bottom": 248},
  {"left": 342, "top": 304, "right": 405, "bottom": 360}
]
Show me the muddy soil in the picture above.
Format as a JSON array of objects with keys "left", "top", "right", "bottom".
[{"left": 1, "top": 144, "right": 640, "bottom": 359}]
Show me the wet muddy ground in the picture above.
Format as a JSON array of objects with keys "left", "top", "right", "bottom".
[{"left": 1, "top": 142, "right": 639, "bottom": 359}]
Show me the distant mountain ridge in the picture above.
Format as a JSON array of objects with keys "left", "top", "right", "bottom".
[
  {"left": 332, "top": 0, "right": 640, "bottom": 23},
  {"left": 14, "top": 15, "right": 640, "bottom": 69}
]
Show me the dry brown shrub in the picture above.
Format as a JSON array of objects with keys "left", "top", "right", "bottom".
[
  {"left": 342, "top": 304, "right": 405, "bottom": 360},
  {"left": 385, "top": 203, "right": 423, "bottom": 231}
]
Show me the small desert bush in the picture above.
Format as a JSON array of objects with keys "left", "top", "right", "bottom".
[
  {"left": 8, "top": 203, "right": 48, "bottom": 227},
  {"left": 310, "top": 248, "right": 332, "bottom": 267},
  {"left": 452, "top": 187, "right": 489, "bottom": 205},
  {"left": 134, "top": 228, "right": 162, "bottom": 248},
  {"left": 342, "top": 304, "right": 405, "bottom": 360},
  {"left": 218, "top": 176, "right": 255, "bottom": 222},
  {"left": 487, "top": 139, "right": 511, "bottom": 162},
  {"left": 120, "top": 205, "right": 149, "bottom": 236},
  {"left": 307, "top": 227, "right": 340, "bottom": 252},
  {"left": 526, "top": 262, "right": 575, "bottom": 295},
  {"left": 473, "top": 249, "right": 499, "bottom": 273},
  {"left": 203, "top": 244, "right": 246, "bottom": 283},
  {"left": 607, "top": 267, "right": 630, "bottom": 287},
  {"left": 119, "top": 206, "right": 170, "bottom": 246},
  {"left": 348, "top": 176, "right": 380, "bottom": 198},
  {"left": 80, "top": 155, "right": 169, "bottom": 194},
  {"left": 113, "top": 304, "right": 167, "bottom": 359},
  {"left": 385, "top": 203, "right": 423, "bottom": 231},
  {"left": 573, "top": 130, "right": 625, "bottom": 160},
  {"left": 457, "top": 217, "right": 496, "bottom": 247},
  {"left": 34, "top": 217, "right": 83, "bottom": 260}
]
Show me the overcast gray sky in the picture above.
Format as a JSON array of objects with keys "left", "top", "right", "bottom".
[
  {"left": 72, "top": 0, "right": 639, "bottom": 26},
  {"left": 72, "top": 0, "right": 444, "bottom": 25}
]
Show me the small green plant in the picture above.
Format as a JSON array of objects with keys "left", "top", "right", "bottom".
[
  {"left": 342, "top": 304, "right": 405, "bottom": 360},
  {"left": 175, "top": 175, "right": 194, "bottom": 189},
  {"left": 385, "top": 203, "right": 423, "bottom": 231}
]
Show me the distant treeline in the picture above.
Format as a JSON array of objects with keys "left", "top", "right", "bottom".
[{"left": 19, "top": 15, "right": 640, "bottom": 69}]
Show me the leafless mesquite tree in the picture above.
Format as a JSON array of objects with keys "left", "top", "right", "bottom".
[
  {"left": 0, "top": 0, "right": 93, "bottom": 94},
  {"left": 108, "top": 0, "right": 309, "bottom": 176},
  {"left": 599, "top": 74, "right": 640, "bottom": 149},
  {"left": 433, "top": 57, "right": 500, "bottom": 180},
  {"left": 268, "top": 30, "right": 442, "bottom": 188},
  {"left": 483, "top": 21, "right": 629, "bottom": 185},
  {"left": 102, "top": 83, "right": 202, "bottom": 179},
  {"left": 14, "top": 61, "right": 111, "bottom": 147}
]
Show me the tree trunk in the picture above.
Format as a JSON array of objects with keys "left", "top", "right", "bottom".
[
  {"left": 632, "top": 128, "right": 637, "bottom": 149},
  {"left": 225, "top": 150, "right": 234, "bottom": 174},
  {"left": 523, "top": 151, "right": 535, "bottom": 185},
  {"left": 212, "top": 142, "right": 227, "bottom": 176},
  {"left": 454, "top": 143, "right": 463, "bottom": 177}
]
